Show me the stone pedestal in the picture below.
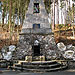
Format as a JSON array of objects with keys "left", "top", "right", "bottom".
[{"left": 15, "top": 30, "right": 57, "bottom": 60}]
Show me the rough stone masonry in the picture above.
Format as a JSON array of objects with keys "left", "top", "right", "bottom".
[{"left": 15, "top": 0, "right": 58, "bottom": 60}]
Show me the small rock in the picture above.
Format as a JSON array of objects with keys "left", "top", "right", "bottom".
[
  {"left": 57, "top": 42, "right": 66, "bottom": 51},
  {"left": 67, "top": 44, "right": 72, "bottom": 49},
  {"left": 45, "top": 44, "right": 49, "bottom": 49}
]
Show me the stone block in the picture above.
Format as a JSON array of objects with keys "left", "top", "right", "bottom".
[
  {"left": 21, "top": 28, "right": 52, "bottom": 34},
  {"left": 25, "top": 56, "right": 32, "bottom": 62},
  {"left": 40, "top": 56, "right": 45, "bottom": 61}
]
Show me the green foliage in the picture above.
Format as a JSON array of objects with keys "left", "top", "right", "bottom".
[
  {"left": 44, "top": 0, "right": 52, "bottom": 13},
  {"left": 73, "top": 0, "right": 75, "bottom": 1},
  {"left": 58, "top": 24, "right": 64, "bottom": 29},
  {"left": 60, "top": 1, "right": 66, "bottom": 9},
  {"left": 66, "top": 3, "right": 75, "bottom": 24},
  {"left": 0, "top": 0, "right": 30, "bottom": 25}
]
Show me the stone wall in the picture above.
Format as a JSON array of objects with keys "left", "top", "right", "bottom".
[{"left": 15, "top": 34, "right": 58, "bottom": 60}]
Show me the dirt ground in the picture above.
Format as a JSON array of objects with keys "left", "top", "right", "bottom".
[
  {"left": 54, "top": 29, "right": 75, "bottom": 45},
  {"left": 0, "top": 26, "right": 75, "bottom": 49}
]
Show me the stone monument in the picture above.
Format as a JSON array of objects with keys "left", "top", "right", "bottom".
[{"left": 16, "top": 0, "right": 57, "bottom": 60}]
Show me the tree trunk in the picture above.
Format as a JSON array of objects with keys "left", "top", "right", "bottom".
[
  {"left": 57, "top": 0, "right": 59, "bottom": 24},
  {"left": 9, "top": 0, "right": 12, "bottom": 32},
  {"left": 72, "top": 3, "right": 74, "bottom": 37},
  {"left": 52, "top": 0, "right": 55, "bottom": 31},
  {"left": 9, "top": 0, "right": 12, "bottom": 44},
  {"left": 2, "top": 4, "right": 4, "bottom": 25}
]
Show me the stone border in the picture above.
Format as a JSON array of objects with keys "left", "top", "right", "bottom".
[{"left": 20, "top": 28, "right": 53, "bottom": 35}]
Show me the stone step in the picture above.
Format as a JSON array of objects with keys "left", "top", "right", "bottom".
[
  {"left": 25, "top": 66, "right": 67, "bottom": 72},
  {"left": 15, "top": 63, "right": 61, "bottom": 69},
  {"left": 21, "top": 61, "right": 57, "bottom": 65},
  {"left": 23, "top": 66, "right": 67, "bottom": 72},
  {"left": 10, "top": 66, "right": 22, "bottom": 70},
  {"left": 10, "top": 65, "right": 67, "bottom": 72},
  {"left": 9, "top": 61, "right": 68, "bottom": 72}
]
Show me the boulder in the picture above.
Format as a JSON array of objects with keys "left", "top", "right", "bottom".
[
  {"left": 67, "top": 44, "right": 75, "bottom": 51},
  {"left": 9, "top": 45, "right": 16, "bottom": 52},
  {"left": 57, "top": 42, "right": 66, "bottom": 51},
  {"left": 2, "top": 52, "right": 12, "bottom": 60},
  {"left": 63, "top": 50, "right": 74, "bottom": 59}
]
